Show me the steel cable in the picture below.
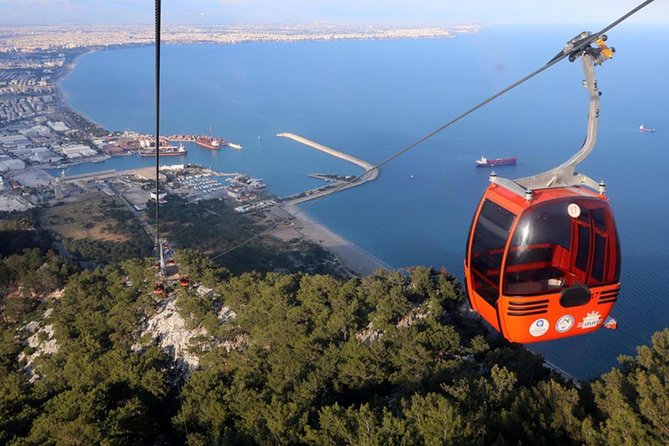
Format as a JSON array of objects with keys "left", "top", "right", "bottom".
[{"left": 207, "top": 0, "right": 655, "bottom": 262}]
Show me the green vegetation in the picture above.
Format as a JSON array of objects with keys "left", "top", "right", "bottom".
[
  {"left": 40, "top": 195, "right": 152, "bottom": 265},
  {"left": 1, "top": 223, "right": 668, "bottom": 445},
  {"left": 157, "top": 196, "right": 340, "bottom": 276},
  {"left": 4, "top": 190, "right": 338, "bottom": 274},
  {"left": 61, "top": 108, "right": 108, "bottom": 139},
  {"left": 0, "top": 214, "right": 53, "bottom": 258}
]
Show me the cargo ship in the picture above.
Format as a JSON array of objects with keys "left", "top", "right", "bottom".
[
  {"left": 195, "top": 136, "right": 222, "bottom": 150},
  {"left": 140, "top": 143, "right": 187, "bottom": 157},
  {"left": 475, "top": 156, "right": 517, "bottom": 167},
  {"left": 639, "top": 124, "right": 656, "bottom": 133}
]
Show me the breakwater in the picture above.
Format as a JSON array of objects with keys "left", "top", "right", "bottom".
[
  {"left": 277, "top": 132, "right": 379, "bottom": 204},
  {"left": 277, "top": 132, "right": 375, "bottom": 171}
]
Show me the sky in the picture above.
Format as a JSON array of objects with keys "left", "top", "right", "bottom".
[{"left": 0, "top": 0, "right": 667, "bottom": 26}]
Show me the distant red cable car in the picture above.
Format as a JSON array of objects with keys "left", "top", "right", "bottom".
[
  {"left": 465, "top": 43, "right": 621, "bottom": 343},
  {"left": 153, "top": 283, "right": 165, "bottom": 295}
]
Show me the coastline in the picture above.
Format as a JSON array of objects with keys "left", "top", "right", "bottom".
[
  {"left": 2, "top": 24, "right": 479, "bottom": 52},
  {"left": 56, "top": 49, "right": 109, "bottom": 132},
  {"left": 274, "top": 203, "right": 391, "bottom": 277},
  {"left": 54, "top": 48, "right": 391, "bottom": 278}
]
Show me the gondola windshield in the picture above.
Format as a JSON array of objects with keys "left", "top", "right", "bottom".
[
  {"left": 504, "top": 199, "right": 620, "bottom": 296},
  {"left": 470, "top": 200, "right": 516, "bottom": 305}
]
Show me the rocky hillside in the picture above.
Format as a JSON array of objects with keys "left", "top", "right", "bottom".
[{"left": 1, "top": 246, "right": 668, "bottom": 445}]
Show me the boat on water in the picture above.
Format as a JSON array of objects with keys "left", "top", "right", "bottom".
[
  {"left": 195, "top": 136, "right": 222, "bottom": 150},
  {"left": 475, "top": 156, "right": 517, "bottom": 167},
  {"left": 228, "top": 142, "right": 243, "bottom": 150},
  {"left": 140, "top": 143, "right": 187, "bottom": 157},
  {"left": 639, "top": 124, "right": 656, "bottom": 133}
]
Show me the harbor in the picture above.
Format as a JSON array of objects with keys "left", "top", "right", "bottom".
[
  {"left": 88, "top": 132, "right": 244, "bottom": 158},
  {"left": 277, "top": 132, "right": 379, "bottom": 205},
  {"left": 44, "top": 33, "right": 669, "bottom": 380},
  {"left": 165, "top": 133, "right": 243, "bottom": 150},
  {"left": 277, "top": 132, "right": 375, "bottom": 171}
]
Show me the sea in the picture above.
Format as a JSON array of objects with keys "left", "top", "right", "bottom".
[{"left": 59, "top": 25, "right": 669, "bottom": 380}]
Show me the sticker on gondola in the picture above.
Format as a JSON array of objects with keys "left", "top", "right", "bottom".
[
  {"left": 555, "top": 315, "right": 575, "bottom": 333},
  {"left": 567, "top": 203, "right": 581, "bottom": 218},
  {"left": 578, "top": 311, "right": 603, "bottom": 329},
  {"left": 529, "top": 318, "right": 549, "bottom": 337}
]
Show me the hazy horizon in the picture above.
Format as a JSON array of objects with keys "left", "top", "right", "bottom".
[{"left": 0, "top": 0, "right": 667, "bottom": 26}]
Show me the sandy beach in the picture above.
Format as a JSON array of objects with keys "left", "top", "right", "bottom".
[{"left": 271, "top": 203, "right": 391, "bottom": 277}]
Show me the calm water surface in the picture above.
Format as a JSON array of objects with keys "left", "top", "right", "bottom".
[{"left": 60, "top": 25, "right": 669, "bottom": 379}]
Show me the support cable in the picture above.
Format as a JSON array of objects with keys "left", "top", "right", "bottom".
[{"left": 155, "top": 0, "right": 162, "bottom": 266}]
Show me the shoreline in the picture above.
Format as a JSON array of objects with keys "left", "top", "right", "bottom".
[
  {"left": 276, "top": 203, "right": 392, "bottom": 277},
  {"left": 54, "top": 50, "right": 392, "bottom": 278},
  {"left": 277, "top": 132, "right": 380, "bottom": 205},
  {"left": 56, "top": 49, "right": 110, "bottom": 132}
]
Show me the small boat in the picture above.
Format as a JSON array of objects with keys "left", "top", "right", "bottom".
[
  {"left": 475, "top": 156, "right": 517, "bottom": 167},
  {"left": 228, "top": 142, "right": 243, "bottom": 150},
  {"left": 139, "top": 143, "right": 187, "bottom": 157},
  {"left": 639, "top": 124, "right": 656, "bottom": 133}
]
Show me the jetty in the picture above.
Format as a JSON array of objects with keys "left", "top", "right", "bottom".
[
  {"left": 277, "top": 132, "right": 375, "bottom": 171},
  {"left": 277, "top": 132, "right": 379, "bottom": 204}
]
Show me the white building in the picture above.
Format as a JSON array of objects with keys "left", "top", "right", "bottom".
[
  {"left": 20, "top": 125, "right": 51, "bottom": 138},
  {"left": 150, "top": 192, "right": 167, "bottom": 202},
  {"left": 27, "top": 147, "right": 62, "bottom": 164},
  {"left": 0, "top": 195, "right": 33, "bottom": 212},
  {"left": 0, "top": 134, "right": 30, "bottom": 148},
  {"left": 57, "top": 144, "right": 97, "bottom": 159},
  {"left": 47, "top": 121, "right": 69, "bottom": 132},
  {"left": 160, "top": 164, "right": 185, "bottom": 172},
  {"left": 0, "top": 159, "right": 26, "bottom": 171}
]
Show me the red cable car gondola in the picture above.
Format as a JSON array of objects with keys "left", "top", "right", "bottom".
[
  {"left": 465, "top": 39, "right": 620, "bottom": 343},
  {"left": 153, "top": 283, "right": 165, "bottom": 296}
]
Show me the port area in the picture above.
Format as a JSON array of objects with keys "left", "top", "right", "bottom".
[
  {"left": 1, "top": 163, "right": 267, "bottom": 214},
  {"left": 165, "top": 134, "right": 242, "bottom": 149},
  {"left": 276, "top": 132, "right": 379, "bottom": 205},
  {"left": 3, "top": 133, "right": 378, "bottom": 225},
  {"left": 94, "top": 132, "right": 243, "bottom": 156}
]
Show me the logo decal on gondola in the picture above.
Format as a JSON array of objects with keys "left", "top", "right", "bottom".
[
  {"left": 567, "top": 203, "right": 581, "bottom": 218},
  {"left": 578, "top": 311, "right": 602, "bottom": 329},
  {"left": 555, "top": 315, "right": 575, "bottom": 333},
  {"left": 529, "top": 318, "right": 549, "bottom": 337}
]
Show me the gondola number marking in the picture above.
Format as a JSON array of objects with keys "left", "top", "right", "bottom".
[
  {"left": 529, "top": 318, "right": 549, "bottom": 337},
  {"left": 567, "top": 203, "right": 581, "bottom": 218}
]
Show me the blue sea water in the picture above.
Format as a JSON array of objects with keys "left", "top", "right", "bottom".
[{"left": 60, "top": 25, "right": 669, "bottom": 379}]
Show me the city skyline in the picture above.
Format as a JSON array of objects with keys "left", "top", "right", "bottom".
[{"left": 0, "top": 0, "right": 668, "bottom": 26}]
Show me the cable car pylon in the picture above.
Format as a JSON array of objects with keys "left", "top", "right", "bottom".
[{"left": 465, "top": 36, "right": 621, "bottom": 343}]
